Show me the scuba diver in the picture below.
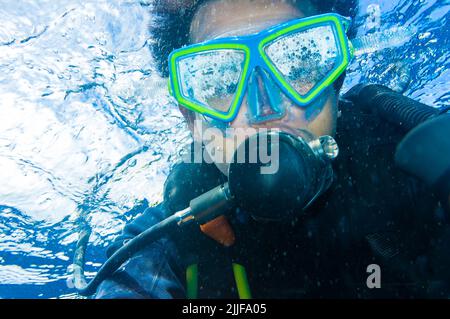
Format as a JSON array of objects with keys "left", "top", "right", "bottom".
[{"left": 73, "top": 0, "right": 450, "bottom": 298}]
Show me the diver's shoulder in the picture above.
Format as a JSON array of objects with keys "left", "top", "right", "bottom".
[{"left": 336, "top": 97, "right": 405, "bottom": 147}]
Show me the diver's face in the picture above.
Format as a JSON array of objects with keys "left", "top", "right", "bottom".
[{"left": 187, "top": 0, "right": 339, "bottom": 175}]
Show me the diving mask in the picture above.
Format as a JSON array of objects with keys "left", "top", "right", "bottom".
[{"left": 168, "top": 13, "right": 353, "bottom": 124}]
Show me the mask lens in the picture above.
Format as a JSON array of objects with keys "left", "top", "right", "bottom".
[
  {"left": 264, "top": 25, "right": 339, "bottom": 96},
  {"left": 177, "top": 50, "right": 245, "bottom": 114}
]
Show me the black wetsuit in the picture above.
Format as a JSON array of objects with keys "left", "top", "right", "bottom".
[{"left": 95, "top": 98, "right": 450, "bottom": 299}]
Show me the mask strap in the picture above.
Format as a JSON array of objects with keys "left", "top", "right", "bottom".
[{"left": 350, "top": 25, "right": 417, "bottom": 56}]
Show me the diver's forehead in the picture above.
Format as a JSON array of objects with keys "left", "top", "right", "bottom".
[{"left": 190, "top": 0, "right": 306, "bottom": 43}]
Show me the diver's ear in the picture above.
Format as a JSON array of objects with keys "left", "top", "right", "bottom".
[{"left": 178, "top": 105, "right": 196, "bottom": 132}]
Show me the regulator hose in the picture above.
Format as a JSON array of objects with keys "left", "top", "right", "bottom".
[
  {"left": 73, "top": 212, "right": 181, "bottom": 296},
  {"left": 344, "top": 83, "right": 442, "bottom": 132}
]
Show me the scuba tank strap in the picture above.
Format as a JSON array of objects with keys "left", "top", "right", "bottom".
[
  {"left": 232, "top": 263, "right": 252, "bottom": 299},
  {"left": 185, "top": 263, "right": 252, "bottom": 299},
  {"left": 186, "top": 264, "right": 199, "bottom": 299}
]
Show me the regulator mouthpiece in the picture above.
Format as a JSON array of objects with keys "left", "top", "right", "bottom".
[{"left": 228, "top": 130, "right": 337, "bottom": 221}]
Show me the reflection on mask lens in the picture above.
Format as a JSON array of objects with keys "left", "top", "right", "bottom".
[
  {"left": 178, "top": 50, "right": 245, "bottom": 113},
  {"left": 265, "top": 25, "right": 338, "bottom": 96}
]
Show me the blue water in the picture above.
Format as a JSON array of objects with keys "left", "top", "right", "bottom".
[{"left": 0, "top": 0, "right": 448, "bottom": 298}]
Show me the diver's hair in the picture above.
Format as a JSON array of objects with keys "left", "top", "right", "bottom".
[{"left": 150, "top": 0, "right": 359, "bottom": 78}]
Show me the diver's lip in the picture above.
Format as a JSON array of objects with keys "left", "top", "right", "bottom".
[{"left": 250, "top": 123, "right": 311, "bottom": 140}]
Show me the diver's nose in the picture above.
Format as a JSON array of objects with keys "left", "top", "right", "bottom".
[{"left": 247, "top": 67, "right": 286, "bottom": 124}]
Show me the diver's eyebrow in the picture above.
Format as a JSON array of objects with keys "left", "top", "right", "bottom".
[{"left": 205, "top": 17, "right": 302, "bottom": 41}]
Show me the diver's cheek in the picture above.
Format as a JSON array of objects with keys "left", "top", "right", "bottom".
[
  {"left": 306, "top": 93, "right": 338, "bottom": 137},
  {"left": 282, "top": 87, "right": 337, "bottom": 136},
  {"left": 192, "top": 114, "right": 238, "bottom": 176},
  {"left": 228, "top": 97, "right": 254, "bottom": 129}
]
